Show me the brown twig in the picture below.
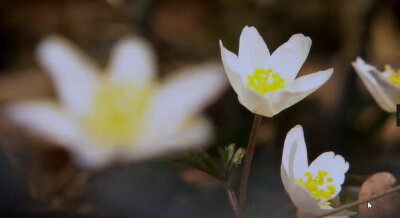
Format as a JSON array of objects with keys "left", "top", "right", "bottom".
[
  {"left": 222, "top": 182, "right": 240, "bottom": 218},
  {"left": 316, "top": 185, "right": 400, "bottom": 217},
  {"left": 239, "top": 114, "right": 262, "bottom": 213}
]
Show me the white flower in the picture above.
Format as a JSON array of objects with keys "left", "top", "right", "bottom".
[
  {"left": 219, "top": 26, "right": 333, "bottom": 117},
  {"left": 281, "top": 125, "right": 354, "bottom": 218},
  {"left": 5, "top": 36, "right": 227, "bottom": 168},
  {"left": 352, "top": 57, "right": 400, "bottom": 113}
]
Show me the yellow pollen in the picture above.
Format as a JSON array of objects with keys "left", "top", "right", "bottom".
[
  {"left": 318, "top": 201, "right": 331, "bottom": 207},
  {"left": 82, "top": 81, "right": 153, "bottom": 146},
  {"left": 246, "top": 68, "right": 285, "bottom": 94},
  {"left": 294, "top": 170, "right": 336, "bottom": 206},
  {"left": 384, "top": 64, "right": 400, "bottom": 86}
]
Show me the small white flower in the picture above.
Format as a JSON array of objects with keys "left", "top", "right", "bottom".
[
  {"left": 5, "top": 36, "right": 226, "bottom": 168},
  {"left": 352, "top": 57, "right": 400, "bottom": 113},
  {"left": 281, "top": 125, "right": 354, "bottom": 218},
  {"left": 219, "top": 26, "right": 333, "bottom": 117}
]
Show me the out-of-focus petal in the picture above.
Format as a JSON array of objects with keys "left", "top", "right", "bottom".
[
  {"left": 352, "top": 57, "right": 397, "bottom": 113},
  {"left": 265, "top": 34, "right": 311, "bottom": 82},
  {"left": 108, "top": 36, "right": 156, "bottom": 85},
  {"left": 147, "top": 63, "right": 226, "bottom": 138},
  {"left": 5, "top": 100, "right": 81, "bottom": 144},
  {"left": 308, "top": 152, "right": 349, "bottom": 200},
  {"left": 267, "top": 68, "right": 333, "bottom": 114},
  {"left": 121, "top": 116, "right": 213, "bottom": 162},
  {"left": 70, "top": 139, "right": 116, "bottom": 169},
  {"left": 4, "top": 100, "right": 115, "bottom": 168},
  {"left": 36, "top": 36, "right": 100, "bottom": 115},
  {"left": 370, "top": 70, "right": 400, "bottom": 104},
  {"left": 238, "top": 26, "right": 270, "bottom": 74}
]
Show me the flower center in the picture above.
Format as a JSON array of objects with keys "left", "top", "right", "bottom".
[
  {"left": 246, "top": 68, "right": 286, "bottom": 94},
  {"left": 384, "top": 64, "right": 400, "bottom": 87},
  {"left": 294, "top": 170, "right": 336, "bottom": 207},
  {"left": 81, "top": 81, "right": 153, "bottom": 146}
]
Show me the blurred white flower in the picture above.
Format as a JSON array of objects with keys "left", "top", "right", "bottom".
[
  {"left": 5, "top": 36, "right": 226, "bottom": 168},
  {"left": 281, "top": 125, "right": 354, "bottom": 218},
  {"left": 219, "top": 26, "right": 333, "bottom": 117},
  {"left": 352, "top": 57, "right": 400, "bottom": 113}
]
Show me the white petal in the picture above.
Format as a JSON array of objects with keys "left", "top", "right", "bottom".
[
  {"left": 121, "top": 116, "right": 213, "bottom": 162},
  {"left": 266, "top": 68, "right": 333, "bottom": 115},
  {"left": 36, "top": 36, "right": 100, "bottom": 115},
  {"left": 282, "top": 166, "right": 321, "bottom": 213},
  {"left": 108, "top": 36, "right": 156, "bottom": 85},
  {"left": 4, "top": 100, "right": 115, "bottom": 168},
  {"left": 324, "top": 212, "right": 354, "bottom": 218},
  {"left": 308, "top": 152, "right": 349, "bottom": 200},
  {"left": 265, "top": 34, "right": 311, "bottom": 82},
  {"left": 325, "top": 212, "right": 355, "bottom": 218},
  {"left": 238, "top": 84, "right": 281, "bottom": 117},
  {"left": 281, "top": 125, "right": 309, "bottom": 180},
  {"left": 291, "top": 184, "right": 320, "bottom": 212},
  {"left": 352, "top": 57, "right": 397, "bottom": 113},
  {"left": 219, "top": 40, "right": 244, "bottom": 94},
  {"left": 238, "top": 26, "right": 270, "bottom": 74},
  {"left": 281, "top": 164, "right": 292, "bottom": 197},
  {"left": 315, "top": 206, "right": 355, "bottom": 218},
  {"left": 147, "top": 63, "right": 226, "bottom": 137},
  {"left": 220, "top": 40, "right": 278, "bottom": 117},
  {"left": 281, "top": 126, "right": 322, "bottom": 212}
]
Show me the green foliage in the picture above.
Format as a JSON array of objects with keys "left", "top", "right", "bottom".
[
  {"left": 218, "top": 143, "right": 245, "bottom": 180},
  {"left": 178, "top": 144, "right": 245, "bottom": 181}
]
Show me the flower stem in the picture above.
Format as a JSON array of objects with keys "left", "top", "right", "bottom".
[
  {"left": 316, "top": 185, "right": 400, "bottom": 217},
  {"left": 222, "top": 182, "right": 240, "bottom": 218},
  {"left": 239, "top": 114, "right": 262, "bottom": 213}
]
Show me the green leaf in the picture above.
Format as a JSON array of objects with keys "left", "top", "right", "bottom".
[{"left": 177, "top": 151, "right": 221, "bottom": 179}]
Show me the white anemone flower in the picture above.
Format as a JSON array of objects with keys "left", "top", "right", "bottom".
[
  {"left": 281, "top": 125, "right": 355, "bottom": 218},
  {"left": 219, "top": 26, "right": 333, "bottom": 117},
  {"left": 352, "top": 57, "right": 400, "bottom": 113},
  {"left": 5, "top": 36, "right": 227, "bottom": 168}
]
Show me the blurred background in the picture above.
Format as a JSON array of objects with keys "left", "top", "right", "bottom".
[{"left": 0, "top": 0, "right": 400, "bottom": 217}]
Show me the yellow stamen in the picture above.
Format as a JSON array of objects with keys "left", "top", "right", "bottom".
[
  {"left": 82, "top": 81, "right": 153, "bottom": 146},
  {"left": 318, "top": 201, "right": 331, "bottom": 207},
  {"left": 295, "top": 170, "right": 337, "bottom": 207},
  {"left": 384, "top": 64, "right": 400, "bottom": 87},
  {"left": 246, "top": 68, "right": 285, "bottom": 94}
]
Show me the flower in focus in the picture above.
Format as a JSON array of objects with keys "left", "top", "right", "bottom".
[
  {"left": 352, "top": 57, "right": 400, "bottom": 113},
  {"left": 5, "top": 36, "right": 226, "bottom": 168},
  {"left": 281, "top": 125, "right": 354, "bottom": 217},
  {"left": 219, "top": 26, "right": 333, "bottom": 117}
]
